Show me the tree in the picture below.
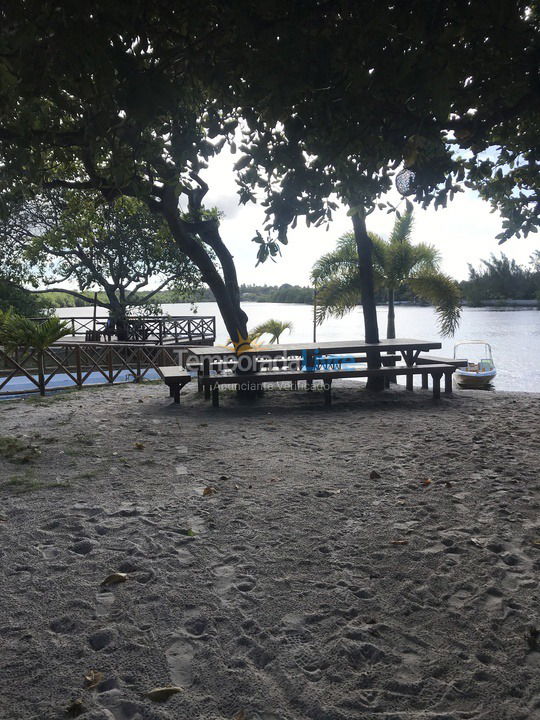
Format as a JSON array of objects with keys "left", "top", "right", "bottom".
[
  {"left": 0, "top": 3, "right": 251, "bottom": 352},
  {"left": 250, "top": 319, "right": 293, "bottom": 344},
  {"left": 0, "top": 2, "right": 538, "bottom": 362},
  {"left": 461, "top": 252, "right": 540, "bottom": 303},
  {"left": 218, "top": 1, "right": 539, "bottom": 352},
  {"left": 0, "top": 192, "right": 202, "bottom": 338},
  {"left": 0, "top": 280, "right": 52, "bottom": 316},
  {"left": 312, "top": 213, "right": 461, "bottom": 338}
]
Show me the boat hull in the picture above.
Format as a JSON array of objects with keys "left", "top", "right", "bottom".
[{"left": 455, "top": 369, "right": 497, "bottom": 388}]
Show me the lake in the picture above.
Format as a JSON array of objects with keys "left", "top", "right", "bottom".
[{"left": 56, "top": 302, "right": 540, "bottom": 393}]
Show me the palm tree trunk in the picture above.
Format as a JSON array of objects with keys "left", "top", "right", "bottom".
[
  {"left": 387, "top": 289, "right": 396, "bottom": 339},
  {"left": 351, "top": 210, "right": 383, "bottom": 391}
]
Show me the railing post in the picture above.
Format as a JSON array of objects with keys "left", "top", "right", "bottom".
[
  {"left": 75, "top": 345, "right": 82, "bottom": 388},
  {"left": 136, "top": 347, "right": 141, "bottom": 382},
  {"left": 71, "top": 318, "right": 75, "bottom": 336},
  {"left": 108, "top": 345, "right": 114, "bottom": 383}
]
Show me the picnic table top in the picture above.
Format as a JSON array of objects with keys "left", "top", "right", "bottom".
[{"left": 186, "top": 338, "right": 442, "bottom": 358}]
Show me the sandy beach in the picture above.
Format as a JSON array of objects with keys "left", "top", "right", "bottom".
[{"left": 0, "top": 381, "right": 539, "bottom": 720}]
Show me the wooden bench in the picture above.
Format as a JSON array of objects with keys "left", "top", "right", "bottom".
[
  {"left": 159, "top": 366, "right": 192, "bottom": 404},
  {"left": 416, "top": 354, "right": 467, "bottom": 389},
  {"left": 200, "top": 363, "right": 457, "bottom": 407}
]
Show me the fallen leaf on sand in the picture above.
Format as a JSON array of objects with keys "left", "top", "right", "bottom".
[
  {"left": 369, "top": 470, "right": 381, "bottom": 479},
  {"left": 146, "top": 686, "right": 183, "bottom": 702},
  {"left": 179, "top": 528, "right": 197, "bottom": 536},
  {"left": 421, "top": 478, "right": 432, "bottom": 486},
  {"left": 203, "top": 486, "right": 217, "bottom": 496},
  {"left": 134, "top": 442, "right": 144, "bottom": 450},
  {"left": 83, "top": 670, "right": 104, "bottom": 689},
  {"left": 100, "top": 572, "right": 128, "bottom": 586},
  {"left": 469, "top": 537, "right": 483, "bottom": 547},
  {"left": 233, "top": 711, "right": 246, "bottom": 720},
  {"left": 390, "top": 539, "right": 409, "bottom": 545}
]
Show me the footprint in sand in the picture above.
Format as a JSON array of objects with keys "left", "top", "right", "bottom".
[
  {"left": 213, "top": 564, "right": 236, "bottom": 594},
  {"left": 166, "top": 637, "right": 194, "bottom": 686},
  {"left": 95, "top": 592, "right": 115, "bottom": 618},
  {"left": 39, "top": 545, "right": 61, "bottom": 560}
]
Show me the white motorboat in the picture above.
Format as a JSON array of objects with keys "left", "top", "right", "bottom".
[{"left": 454, "top": 341, "right": 496, "bottom": 388}]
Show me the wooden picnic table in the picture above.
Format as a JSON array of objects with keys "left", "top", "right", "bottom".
[
  {"left": 186, "top": 338, "right": 442, "bottom": 369},
  {"left": 161, "top": 339, "right": 455, "bottom": 406}
]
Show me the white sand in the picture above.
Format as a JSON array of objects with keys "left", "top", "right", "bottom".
[{"left": 0, "top": 381, "right": 539, "bottom": 720}]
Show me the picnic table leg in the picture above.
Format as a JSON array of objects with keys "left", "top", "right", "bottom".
[
  {"left": 406, "top": 373, "right": 414, "bottom": 391},
  {"left": 422, "top": 371, "right": 429, "bottom": 389},
  {"left": 324, "top": 379, "right": 332, "bottom": 406},
  {"left": 432, "top": 372, "right": 441, "bottom": 400},
  {"left": 173, "top": 382, "right": 180, "bottom": 404},
  {"left": 212, "top": 382, "right": 219, "bottom": 407},
  {"left": 204, "top": 358, "right": 211, "bottom": 400},
  {"left": 255, "top": 359, "right": 264, "bottom": 396},
  {"left": 444, "top": 371, "right": 453, "bottom": 394}
]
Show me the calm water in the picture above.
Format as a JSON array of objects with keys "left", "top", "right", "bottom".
[{"left": 57, "top": 302, "right": 540, "bottom": 392}]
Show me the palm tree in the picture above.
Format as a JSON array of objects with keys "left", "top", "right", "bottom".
[
  {"left": 2, "top": 315, "right": 70, "bottom": 395},
  {"left": 249, "top": 319, "right": 293, "bottom": 344},
  {"left": 312, "top": 212, "right": 461, "bottom": 338}
]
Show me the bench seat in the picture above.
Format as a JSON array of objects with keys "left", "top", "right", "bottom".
[
  {"left": 200, "top": 363, "right": 457, "bottom": 407},
  {"left": 159, "top": 366, "right": 192, "bottom": 403}
]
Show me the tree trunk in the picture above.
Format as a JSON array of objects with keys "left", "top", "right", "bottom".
[
  {"left": 108, "top": 297, "right": 129, "bottom": 341},
  {"left": 386, "top": 289, "right": 396, "bottom": 339},
  {"left": 351, "top": 210, "right": 383, "bottom": 391},
  {"left": 159, "top": 190, "right": 250, "bottom": 354}
]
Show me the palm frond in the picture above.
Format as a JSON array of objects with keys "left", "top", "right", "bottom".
[
  {"left": 388, "top": 211, "right": 414, "bottom": 245},
  {"left": 249, "top": 319, "right": 293, "bottom": 343},
  {"left": 2, "top": 315, "right": 70, "bottom": 351},
  {"left": 315, "top": 275, "right": 361, "bottom": 324},
  {"left": 409, "top": 242, "right": 441, "bottom": 271},
  {"left": 408, "top": 271, "right": 462, "bottom": 337},
  {"left": 311, "top": 232, "right": 357, "bottom": 284}
]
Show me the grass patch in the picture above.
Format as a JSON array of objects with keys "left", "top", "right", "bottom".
[
  {"left": 0, "top": 436, "right": 41, "bottom": 464},
  {"left": 3, "top": 474, "right": 71, "bottom": 494}
]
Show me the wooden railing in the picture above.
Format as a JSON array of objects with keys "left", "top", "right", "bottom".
[
  {"left": 0, "top": 342, "right": 183, "bottom": 396},
  {"left": 122, "top": 316, "right": 216, "bottom": 344},
  {"left": 29, "top": 315, "right": 216, "bottom": 345}
]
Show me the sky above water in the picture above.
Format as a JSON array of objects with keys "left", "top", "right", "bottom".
[{"left": 199, "top": 146, "right": 539, "bottom": 286}]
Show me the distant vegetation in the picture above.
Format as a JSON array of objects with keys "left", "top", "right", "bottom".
[
  {"left": 460, "top": 252, "right": 540, "bottom": 306},
  {"left": 3, "top": 253, "right": 539, "bottom": 317},
  {"left": 25, "top": 284, "right": 315, "bottom": 309}
]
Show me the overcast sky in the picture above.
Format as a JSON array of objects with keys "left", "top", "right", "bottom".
[{"left": 200, "top": 147, "right": 539, "bottom": 287}]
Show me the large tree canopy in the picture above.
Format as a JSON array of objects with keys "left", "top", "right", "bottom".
[
  {"left": 0, "top": 192, "right": 202, "bottom": 328},
  {"left": 0, "top": 2, "right": 251, "bottom": 348},
  {"left": 216, "top": 1, "right": 540, "bottom": 343},
  {"left": 0, "top": 1, "right": 538, "bottom": 353}
]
